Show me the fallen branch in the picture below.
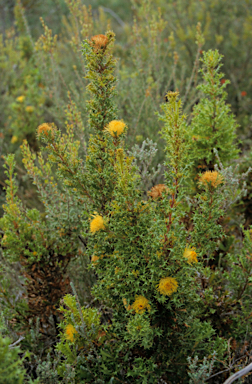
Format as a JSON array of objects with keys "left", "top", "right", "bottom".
[{"left": 223, "top": 362, "right": 252, "bottom": 384}]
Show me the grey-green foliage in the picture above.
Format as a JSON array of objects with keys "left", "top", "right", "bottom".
[
  {"left": 187, "top": 352, "right": 216, "bottom": 384},
  {"left": 0, "top": 332, "right": 26, "bottom": 384},
  {"left": 128, "top": 138, "right": 162, "bottom": 191}
]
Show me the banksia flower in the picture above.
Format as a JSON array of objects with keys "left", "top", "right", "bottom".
[
  {"left": 148, "top": 184, "right": 168, "bottom": 199},
  {"left": 25, "top": 106, "right": 34, "bottom": 113},
  {"left": 199, "top": 170, "right": 223, "bottom": 188},
  {"left": 65, "top": 324, "right": 77, "bottom": 342},
  {"left": 91, "top": 254, "right": 99, "bottom": 264},
  {"left": 16, "top": 95, "right": 25, "bottom": 103},
  {"left": 90, "top": 34, "right": 108, "bottom": 50},
  {"left": 132, "top": 295, "right": 150, "bottom": 314},
  {"left": 105, "top": 120, "right": 126, "bottom": 138},
  {"left": 90, "top": 214, "right": 105, "bottom": 234},
  {"left": 11, "top": 136, "right": 18, "bottom": 144},
  {"left": 183, "top": 247, "right": 198, "bottom": 264},
  {"left": 157, "top": 277, "right": 178, "bottom": 296},
  {"left": 37, "top": 123, "right": 54, "bottom": 137}
]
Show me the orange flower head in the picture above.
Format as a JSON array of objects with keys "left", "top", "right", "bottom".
[
  {"left": 183, "top": 247, "right": 198, "bottom": 264},
  {"left": 241, "top": 91, "right": 247, "bottom": 97},
  {"left": 132, "top": 295, "right": 150, "bottom": 314},
  {"left": 157, "top": 277, "right": 178, "bottom": 296},
  {"left": 105, "top": 120, "right": 126, "bottom": 138},
  {"left": 65, "top": 324, "right": 77, "bottom": 342},
  {"left": 148, "top": 184, "right": 168, "bottom": 199},
  {"left": 91, "top": 254, "right": 99, "bottom": 264},
  {"left": 90, "top": 34, "right": 108, "bottom": 50},
  {"left": 37, "top": 123, "right": 54, "bottom": 138},
  {"left": 90, "top": 214, "right": 105, "bottom": 234},
  {"left": 199, "top": 171, "right": 223, "bottom": 188}
]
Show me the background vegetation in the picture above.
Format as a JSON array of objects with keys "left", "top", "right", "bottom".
[{"left": 0, "top": 0, "right": 252, "bottom": 383}]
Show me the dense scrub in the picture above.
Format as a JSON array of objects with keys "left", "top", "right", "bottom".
[{"left": 0, "top": 1, "right": 252, "bottom": 383}]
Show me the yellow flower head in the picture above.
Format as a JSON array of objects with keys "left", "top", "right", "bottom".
[
  {"left": 65, "top": 324, "right": 77, "bottom": 342},
  {"left": 91, "top": 254, "right": 99, "bottom": 264},
  {"left": 16, "top": 95, "right": 25, "bottom": 103},
  {"left": 25, "top": 106, "right": 34, "bottom": 113},
  {"left": 105, "top": 120, "right": 126, "bottom": 138},
  {"left": 132, "top": 295, "right": 150, "bottom": 314},
  {"left": 37, "top": 123, "right": 54, "bottom": 138},
  {"left": 11, "top": 136, "right": 18, "bottom": 144},
  {"left": 183, "top": 247, "right": 198, "bottom": 264},
  {"left": 198, "top": 171, "right": 223, "bottom": 188},
  {"left": 90, "top": 214, "right": 105, "bottom": 234},
  {"left": 90, "top": 34, "right": 108, "bottom": 50},
  {"left": 157, "top": 277, "right": 178, "bottom": 296}
]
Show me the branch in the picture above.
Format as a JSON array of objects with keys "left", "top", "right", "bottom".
[
  {"left": 8, "top": 336, "right": 25, "bottom": 349},
  {"left": 223, "top": 362, "right": 252, "bottom": 384},
  {"left": 100, "top": 7, "right": 125, "bottom": 28}
]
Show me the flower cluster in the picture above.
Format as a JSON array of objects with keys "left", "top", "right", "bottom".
[
  {"left": 132, "top": 295, "right": 151, "bottom": 314},
  {"left": 199, "top": 170, "right": 223, "bottom": 188},
  {"left": 105, "top": 120, "right": 126, "bottom": 138},
  {"left": 91, "top": 254, "right": 99, "bottom": 264},
  {"left": 90, "top": 34, "right": 108, "bottom": 50},
  {"left": 90, "top": 214, "right": 105, "bottom": 234},
  {"left": 37, "top": 123, "right": 54, "bottom": 137},
  {"left": 148, "top": 184, "right": 168, "bottom": 199},
  {"left": 65, "top": 324, "right": 77, "bottom": 342},
  {"left": 183, "top": 247, "right": 198, "bottom": 264},
  {"left": 157, "top": 277, "right": 178, "bottom": 296}
]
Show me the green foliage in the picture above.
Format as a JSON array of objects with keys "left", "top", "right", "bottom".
[
  {"left": 56, "top": 291, "right": 102, "bottom": 379},
  {"left": 189, "top": 50, "right": 239, "bottom": 176},
  {"left": 187, "top": 352, "right": 216, "bottom": 384},
  {"left": 34, "top": 34, "right": 248, "bottom": 383},
  {"left": 0, "top": 332, "right": 26, "bottom": 384},
  {"left": 0, "top": 1, "right": 252, "bottom": 382}
]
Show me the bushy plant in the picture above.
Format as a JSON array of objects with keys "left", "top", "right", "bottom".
[
  {"left": 0, "top": 1, "right": 252, "bottom": 381},
  {"left": 0, "top": 331, "right": 26, "bottom": 384},
  {"left": 8, "top": 31, "right": 249, "bottom": 383}
]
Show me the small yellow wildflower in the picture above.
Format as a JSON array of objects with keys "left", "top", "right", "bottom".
[
  {"left": 33, "top": 251, "right": 37, "bottom": 256},
  {"left": 25, "top": 106, "right": 34, "bottom": 113},
  {"left": 65, "top": 324, "right": 77, "bottom": 342},
  {"left": 132, "top": 295, "right": 150, "bottom": 314},
  {"left": 90, "top": 214, "right": 105, "bottom": 234},
  {"left": 183, "top": 247, "right": 198, "bottom": 264},
  {"left": 37, "top": 123, "right": 53, "bottom": 137},
  {"left": 16, "top": 95, "right": 25, "bottom": 103},
  {"left": 199, "top": 171, "right": 223, "bottom": 188},
  {"left": 105, "top": 120, "right": 126, "bottom": 138},
  {"left": 157, "top": 277, "right": 178, "bottom": 296},
  {"left": 91, "top": 254, "right": 99, "bottom": 264},
  {"left": 11, "top": 136, "right": 18, "bottom": 144}
]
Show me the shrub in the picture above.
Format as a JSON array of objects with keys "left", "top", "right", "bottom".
[{"left": 0, "top": 2, "right": 252, "bottom": 381}]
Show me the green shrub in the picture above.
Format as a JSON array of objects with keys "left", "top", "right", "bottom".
[
  {"left": 0, "top": 332, "right": 26, "bottom": 384},
  {"left": 0, "top": 1, "right": 252, "bottom": 381}
]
